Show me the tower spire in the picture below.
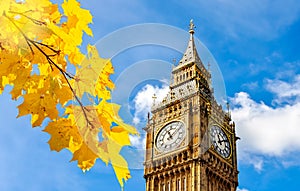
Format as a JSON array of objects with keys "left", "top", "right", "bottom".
[
  {"left": 175, "top": 20, "right": 209, "bottom": 79},
  {"left": 177, "top": 20, "right": 200, "bottom": 66},
  {"left": 170, "top": 20, "right": 211, "bottom": 88}
]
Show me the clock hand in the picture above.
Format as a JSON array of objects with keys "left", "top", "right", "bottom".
[
  {"left": 218, "top": 139, "right": 228, "bottom": 144},
  {"left": 167, "top": 131, "right": 173, "bottom": 140},
  {"left": 171, "top": 127, "right": 179, "bottom": 137},
  {"left": 167, "top": 122, "right": 180, "bottom": 140},
  {"left": 167, "top": 126, "right": 181, "bottom": 141},
  {"left": 171, "top": 122, "right": 182, "bottom": 136},
  {"left": 217, "top": 134, "right": 221, "bottom": 141}
]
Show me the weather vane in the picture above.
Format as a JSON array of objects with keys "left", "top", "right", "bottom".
[{"left": 189, "top": 19, "right": 195, "bottom": 33}]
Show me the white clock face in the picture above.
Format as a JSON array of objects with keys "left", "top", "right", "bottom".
[
  {"left": 155, "top": 121, "right": 186, "bottom": 152},
  {"left": 210, "top": 125, "right": 231, "bottom": 158}
]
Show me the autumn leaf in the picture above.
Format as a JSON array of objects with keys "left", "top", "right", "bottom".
[
  {"left": 10, "top": 70, "right": 37, "bottom": 100},
  {"left": 43, "top": 118, "right": 82, "bottom": 152},
  {"left": 0, "top": 49, "right": 22, "bottom": 94},
  {"left": 95, "top": 58, "right": 115, "bottom": 100},
  {"left": 71, "top": 142, "right": 99, "bottom": 172},
  {"left": 74, "top": 45, "right": 111, "bottom": 98},
  {"left": 48, "top": 76, "right": 72, "bottom": 105},
  {"left": 61, "top": 0, "right": 93, "bottom": 37},
  {"left": 71, "top": 105, "right": 101, "bottom": 149},
  {"left": 111, "top": 126, "right": 131, "bottom": 147},
  {"left": 108, "top": 137, "right": 131, "bottom": 188},
  {"left": 18, "top": 93, "right": 59, "bottom": 127},
  {"left": 96, "top": 101, "right": 138, "bottom": 135}
]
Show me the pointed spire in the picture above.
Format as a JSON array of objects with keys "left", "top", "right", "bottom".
[
  {"left": 175, "top": 20, "right": 210, "bottom": 81},
  {"left": 177, "top": 20, "right": 202, "bottom": 67}
]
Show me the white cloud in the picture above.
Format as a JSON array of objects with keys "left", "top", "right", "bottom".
[
  {"left": 242, "top": 81, "right": 259, "bottom": 90},
  {"left": 265, "top": 75, "right": 300, "bottom": 104},
  {"left": 280, "top": 152, "right": 300, "bottom": 168},
  {"left": 232, "top": 92, "right": 300, "bottom": 156},
  {"left": 132, "top": 84, "right": 169, "bottom": 125},
  {"left": 230, "top": 73, "right": 300, "bottom": 175},
  {"left": 238, "top": 152, "right": 264, "bottom": 173},
  {"left": 237, "top": 188, "right": 250, "bottom": 191},
  {"left": 231, "top": 74, "right": 300, "bottom": 171},
  {"left": 274, "top": 61, "right": 300, "bottom": 79},
  {"left": 129, "top": 134, "right": 146, "bottom": 150}
]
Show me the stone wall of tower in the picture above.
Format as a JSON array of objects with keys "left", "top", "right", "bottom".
[{"left": 145, "top": 159, "right": 237, "bottom": 191}]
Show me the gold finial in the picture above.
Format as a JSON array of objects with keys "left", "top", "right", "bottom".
[
  {"left": 189, "top": 19, "right": 195, "bottom": 34},
  {"left": 152, "top": 94, "right": 157, "bottom": 105},
  {"left": 226, "top": 101, "right": 231, "bottom": 117}
]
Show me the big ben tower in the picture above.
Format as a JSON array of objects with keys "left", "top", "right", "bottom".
[{"left": 144, "top": 21, "right": 239, "bottom": 191}]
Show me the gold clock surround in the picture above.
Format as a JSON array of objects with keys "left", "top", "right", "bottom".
[
  {"left": 155, "top": 120, "right": 186, "bottom": 153},
  {"left": 210, "top": 124, "right": 232, "bottom": 159}
]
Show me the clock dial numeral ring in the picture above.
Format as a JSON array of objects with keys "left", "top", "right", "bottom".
[
  {"left": 155, "top": 121, "right": 186, "bottom": 153},
  {"left": 210, "top": 125, "right": 231, "bottom": 158}
]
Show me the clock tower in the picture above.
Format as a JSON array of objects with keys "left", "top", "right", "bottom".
[{"left": 144, "top": 21, "right": 239, "bottom": 191}]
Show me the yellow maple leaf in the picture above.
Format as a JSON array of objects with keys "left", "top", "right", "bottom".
[
  {"left": 71, "top": 142, "right": 98, "bottom": 172},
  {"left": 48, "top": 76, "right": 72, "bottom": 105},
  {"left": 43, "top": 118, "right": 82, "bottom": 152},
  {"left": 74, "top": 45, "right": 111, "bottom": 98},
  {"left": 62, "top": 0, "right": 93, "bottom": 37},
  {"left": 0, "top": 1, "right": 10, "bottom": 16},
  {"left": 9, "top": 64, "right": 33, "bottom": 99},
  {"left": 108, "top": 138, "right": 131, "bottom": 188},
  {"left": 95, "top": 59, "right": 115, "bottom": 100},
  {"left": 17, "top": 93, "right": 58, "bottom": 127},
  {"left": 0, "top": 48, "right": 26, "bottom": 90},
  {"left": 69, "top": 105, "right": 104, "bottom": 157},
  {"left": 96, "top": 101, "right": 138, "bottom": 135}
]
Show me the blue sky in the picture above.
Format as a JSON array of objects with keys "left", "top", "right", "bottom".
[{"left": 1, "top": 0, "right": 300, "bottom": 191}]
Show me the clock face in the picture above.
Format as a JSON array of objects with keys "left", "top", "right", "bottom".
[
  {"left": 210, "top": 125, "right": 231, "bottom": 158},
  {"left": 155, "top": 121, "right": 186, "bottom": 152}
]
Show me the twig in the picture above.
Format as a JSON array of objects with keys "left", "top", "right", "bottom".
[
  {"left": 9, "top": 10, "right": 46, "bottom": 25},
  {"left": 4, "top": 12, "right": 34, "bottom": 55},
  {"left": 34, "top": 41, "right": 60, "bottom": 55}
]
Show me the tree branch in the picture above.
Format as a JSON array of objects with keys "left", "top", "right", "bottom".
[{"left": 4, "top": 12, "right": 94, "bottom": 129}]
